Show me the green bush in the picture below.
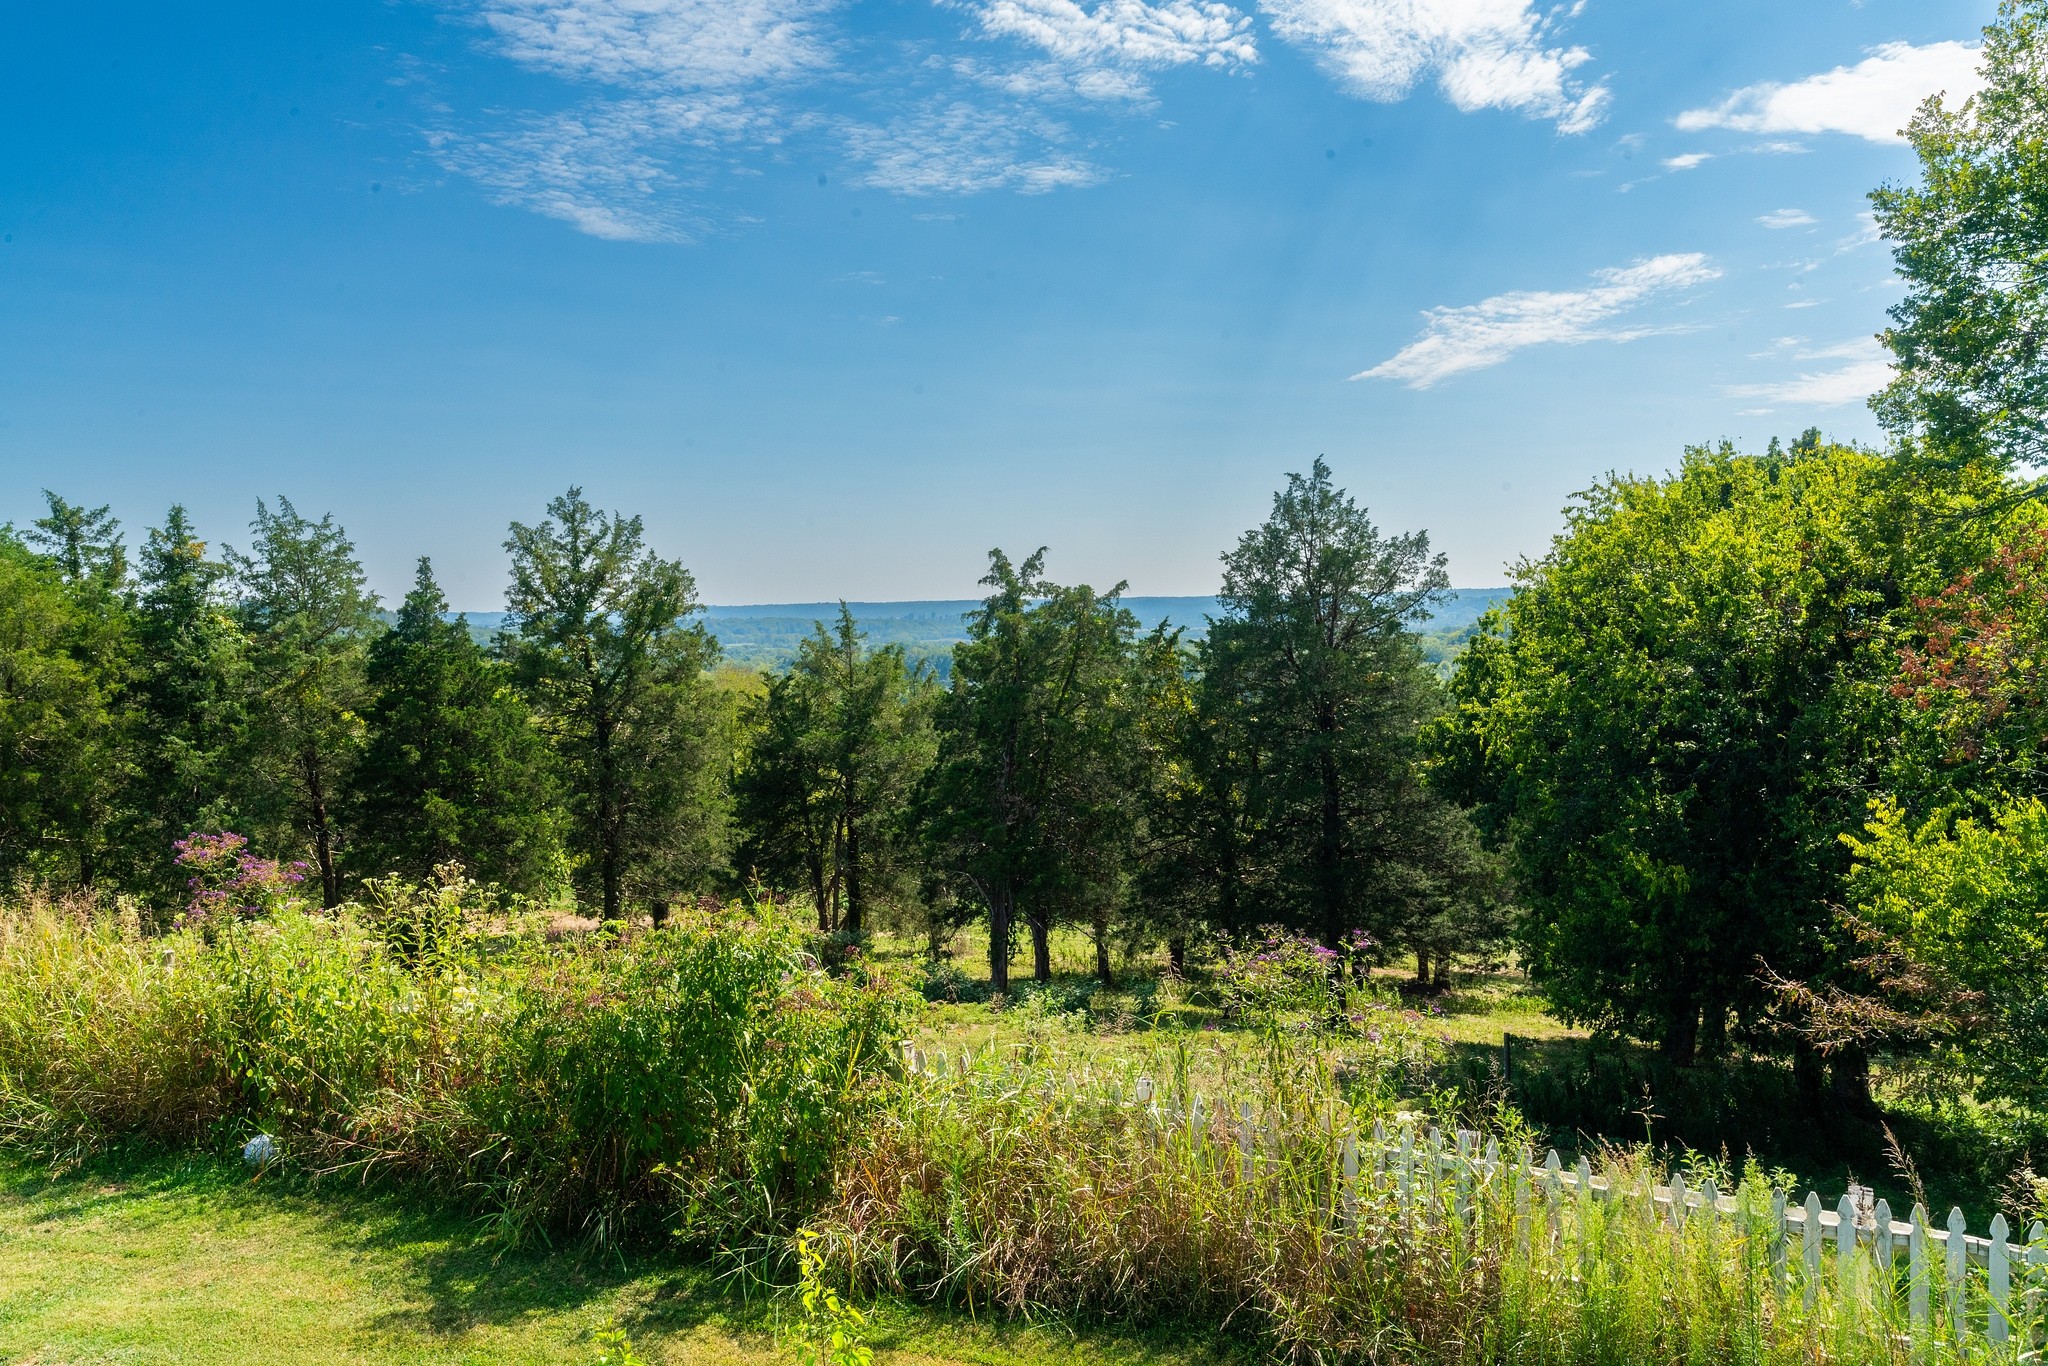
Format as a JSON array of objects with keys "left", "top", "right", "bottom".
[{"left": 0, "top": 888, "right": 916, "bottom": 1244}]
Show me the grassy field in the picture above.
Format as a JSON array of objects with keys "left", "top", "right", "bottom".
[{"left": 0, "top": 1150, "right": 1255, "bottom": 1366}]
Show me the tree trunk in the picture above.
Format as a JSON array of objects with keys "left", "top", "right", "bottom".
[
  {"left": 1317, "top": 710, "right": 1344, "bottom": 949},
  {"left": 1829, "top": 1047, "right": 1875, "bottom": 1112},
  {"left": 1167, "top": 934, "right": 1187, "bottom": 977},
  {"left": 1030, "top": 910, "right": 1051, "bottom": 982},
  {"left": 1413, "top": 945, "right": 1432, "bottom": 988},
  {"left": 303, "top": 748, "right": 340, "bottom": 908},
  {"left": 1662, "top": 1004, "right": 1700, "bottom": 1068},
  {"left": 1431, "top": 953, "right": 1450, "bottom": 991},
  {"left": 1092, "top": 907, "right": 1113, "bottom": 986},
  {"left": 989, "top": 881, "right": 1014, "bottom": 996},
  {"left": 844, "top": 802, "right": 864, "bottom": 937}
]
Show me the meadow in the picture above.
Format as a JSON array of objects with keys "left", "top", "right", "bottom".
[{"left": 4, "top": 886, "right": 2037, "bottom": 1365}]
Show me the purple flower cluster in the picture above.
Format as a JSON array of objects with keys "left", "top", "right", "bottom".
[{"left": 173, "top": 832, "right": 307, "bottom": 924}]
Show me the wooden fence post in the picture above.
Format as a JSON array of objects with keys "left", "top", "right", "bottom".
[
  {"left": 1836, "top": 1192, "right": 1858, "bottom": 1291},
  {"left": 1910, "top": 1203, "right": 1931, "bottom": 1345},
  {"left": 1947, "top": 1206, "right": 1968, "bottom": 1344},
  {"left": 1770, "top": 1189, "right": 1787, "bottom": 1296},
  {"left": 1803, "top": 1192, "right": 1823, "bottom": 1311},
  {"left": 1990, "top": 1211, "right": 2011, "bottom": 1347},
  {"left": 1875, "top": 1198, "right": 1894, "bottom": 1274},
  {"left": 1341, "top": 1134, "right": 1359, "bottom": 1237}
]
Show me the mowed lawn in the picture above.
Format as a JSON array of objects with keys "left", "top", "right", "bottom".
[{"left": 0, "top": 1153, "right": 1249, "bottom": 1366}]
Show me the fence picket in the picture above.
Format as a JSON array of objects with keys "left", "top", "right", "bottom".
[
  {"left": 1836, "top": 1192, "right": 1857, "bottom": 1289},
  {"left": 1671, "top": 1170, "right": 1688, "bottom": 1230},
  {"left": 1803, "top": 1192, "right": 1823, "bottom": 1310},
  {"left": 1875, "top": 1198, "right": 1893, "bottom": 1272},
  {"left": 1990, "top": 1211, "right": 2011, "bottom": 1345},
  {"left": 1770, "top": 1189, "right": 1787, "bottom": 1295},
  {"left": 1910, "top": 1203, "right": 1931, "bottom": 1344},
  {"left": 1947, "top": 1206, "right": 1968, "bottom": 1343},
  {"left": 1543, "top": 1150, "right": 1562, "bottom": 1238},
  {"left": 1239, "top": 1102, "right": 1254, "bottom": 1184},
  {"left": 1341, "top": 1134, "right": 1359, "bottom": 1236}
]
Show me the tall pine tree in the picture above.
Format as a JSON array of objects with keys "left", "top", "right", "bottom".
[{"left": 347, "top": 558, "right": 562, "bottom": 893}]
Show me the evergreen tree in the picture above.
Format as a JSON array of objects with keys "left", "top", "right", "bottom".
[
  {"left": 735, "top": 605, "right": 938, "bottom": 935},
  {"left": 0, "top": 531, "right": 130, "bottom": 888},
  {"left": 124, "top": 506, "right": 252, "bottom": 903},
  {"left": 347, "top": 558, "right": 562, "bottom": 894},
  {"left": 231, "top": 498, "right": 380, "bottom": 907},
  {"left": 924, "top": 551, "right": 1145, "bottom": 991},
  {"left": 1200, "top": 458, "right": 1494, "bottom": 966},
  {"left": 502, "top": 488, "right": 729, "bottom": 919}
]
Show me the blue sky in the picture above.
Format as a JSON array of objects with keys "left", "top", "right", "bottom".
[{"left": 0, "top": 0, "right": 1996, "bottom": 607}]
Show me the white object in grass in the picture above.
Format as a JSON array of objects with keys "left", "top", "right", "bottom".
[{"left": 242, "top": 1134, "right": 276, "bottom": 1168}]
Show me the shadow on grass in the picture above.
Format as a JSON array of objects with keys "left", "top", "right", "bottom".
[
  {"left": 1442, "top": 1034, "right": 2043, "bottom": 1224},
  {"left": 0, "top": 1144, "right": 1262, "bottom": 1364}
]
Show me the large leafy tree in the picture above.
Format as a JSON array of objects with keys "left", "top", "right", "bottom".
[
  {"left": 346, "top": 558, "right": 562, "bottom": 894},
  {"left": 1200, "top": 458, "right": 1496, "bottom": 967},
  {"left": 231, "top": 498, "right": 382, "bottom": 907},
  {"left": 1873, "top": 0, "right": 2048, "bottom": 468},
  {"left": 924, "top": 551, "right": 1146, "bottom": 992},
  {"left": 734, "top": 605, "right": 938, "bottom": 934},
  {"left": 502, "top": 488, "right": 729, "bottom": 919},
  {"left": 1433, "top": 440, "right": 2015, "bottom": 1066},
  {"left": 124, "top": 507, "right": 253, "bottom": 902}
]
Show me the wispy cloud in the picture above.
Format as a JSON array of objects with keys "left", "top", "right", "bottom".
[
  {"left": 1724, "top": 336, "right": 1891, "bottom": 408},
  {"left": 1757, "top": 207, "right": 1816, "bottom": 229},
  {"left": 475, "top": 0, "right": 835, "bottom": 88},
  {"left": 1357, "top": 253, "right": 1721, "bottom": 388},
  {"left": 1258, "top": 0, "right": 1609, "bottom": 132},
  {"left": 1677, "top": 41, "right": 1983, "bottom": 144},
  {"left": 844, "top": 101, "right": 1105, "bottom": 194},
  {"left": 1663, "top": 152, "right": 1712, "bottom": 170},
  {"left": 970, "top": 0, "right": 1256, "bottom": 79},
  {"left": 427, "top": 94, "right": 776, "bottom": 242}
]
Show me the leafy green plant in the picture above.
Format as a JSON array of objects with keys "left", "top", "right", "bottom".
[
  {"left": 589, "top": 1326, "right": 648, "bottom": 1366},
  {"left": 792, "top": 1228, "right": 872, "bottom": 1366}
]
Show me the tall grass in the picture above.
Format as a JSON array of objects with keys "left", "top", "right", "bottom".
[
  {"left": 0, "top": 888, "right": 915, "bottom": 1245},
  {"left": 819, "top": 1023, "right": 2015, "bottom": 1364}
]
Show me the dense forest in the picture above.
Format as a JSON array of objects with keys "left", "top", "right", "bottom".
[{"left": 6, "top": 0, "right": 2048, "bottom": 1131}]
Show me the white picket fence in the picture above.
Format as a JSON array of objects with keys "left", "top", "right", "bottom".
[{"left": 900, "top": 1041, "right": 2046, "bottom": 1355}]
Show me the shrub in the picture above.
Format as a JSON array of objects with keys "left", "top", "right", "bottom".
[{"left": 0, "top": 890, "right": 916, "bottom": 1245}]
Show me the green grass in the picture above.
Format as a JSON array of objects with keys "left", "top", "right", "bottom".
[{"left": 0, "top": 1149, "right": 1255, "bottom": 1366}]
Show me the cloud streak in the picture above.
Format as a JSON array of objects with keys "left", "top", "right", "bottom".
[
  {"left": 1258, "top": 0, "right": 1609, "bottom": 132},
  {"left": 1725, "top": 337, "right": 1892, "bottom": 408},
  {"left": 1357, "top": 253, "right": 1721, "bottom": 388},
  {"left": 1677, "top": 41, "right": 1983, "bottom": 144}
]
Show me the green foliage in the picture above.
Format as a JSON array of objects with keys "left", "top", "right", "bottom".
[
  {"left": 1846, "top": 796, "right": 2048, "bottom": 1111},
  {"left": 1873, "top": 0, "right": 2048, "bottom": 468},
  {"left": 230, "top": 497, "right": 382, "bottom": 907},
  {"left": 0, "top": 530, "right": 132, "bottom": 889},
  {"left": 123, "top": 506, "right": 254, "bottom": 905},
  {"left": 503, "top": 488, "right": 730, "bottom": 919},
  {"left": 734, "top": 605, "right": 938, "bottom": 935},
  {"left": 792, "top": 1228, "right": 874, "bottom": 1366},
  {"left": 347, "top": 558, "right": 562, "bottom": 895},
  {"left": 1432, "top": 440, "right": 2014, "bottom": 1063},
  {"left": 923, "top": 550, "right": 1159, "bottom": 992},
  {"left": 0, "top": 894, "right": 916, "bottom": 1244},
  {"left": 588, "top": 1326, "right": 649, "bottom": 1366},
  {"left": 1198, "top": 459, "right": 1505, "bottom": 968}
]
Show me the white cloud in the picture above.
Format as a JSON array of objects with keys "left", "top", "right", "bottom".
[
  {"left": 1663, "top": 152, "right": 1712, "bottom": 170},
  {"left": 1676, "top": 40, "right": 1984, "bottom": 144},
  {"left": 1258, "top": 0, "right": 1609, "bottom": 132},
  {"left": 1758, "top": 207, "right": 1816, "bottom": 229},
  {"left": 1357, "top": 253, "right": 1721, "bottom": 388},
  {"left": 428, "top": 94, "right": 773, "bottom": 242},
  {"left": 844, "top": 102, "right": 1105, "bottom": 194},
  {"left": 1724, "top": 336, "right": 1892, "bottom": 408},
  {"left": 475, "top": 0, "right": 835, "bottom": 88},
  {"left": 972, "top": 0, "right": 1257, "bottom": 70}
]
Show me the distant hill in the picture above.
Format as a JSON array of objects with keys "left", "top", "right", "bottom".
[{"left": 449, "top": 588, "right": 1512, "bottom": 675}]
